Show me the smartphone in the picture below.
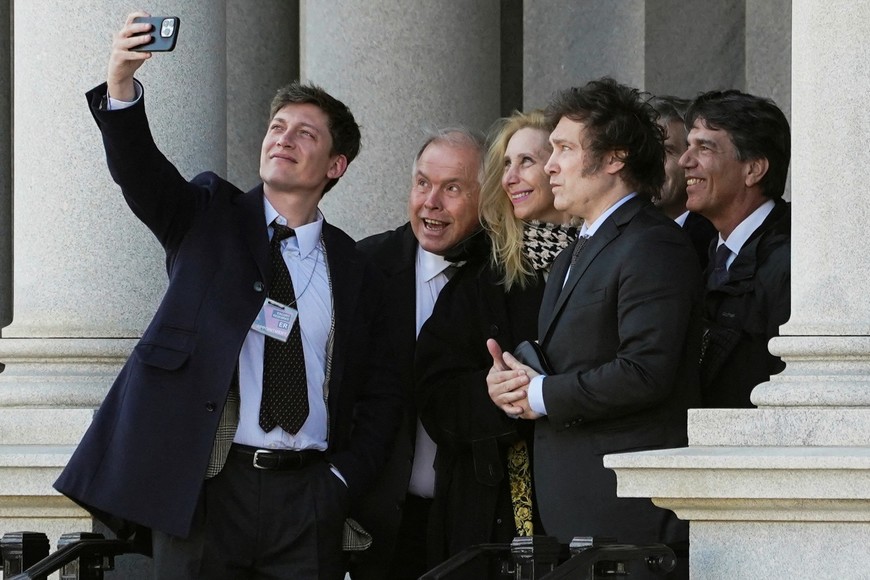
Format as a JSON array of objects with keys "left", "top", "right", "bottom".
[{"left": 131, "top": 16, "right": 180, "bottom": 52}]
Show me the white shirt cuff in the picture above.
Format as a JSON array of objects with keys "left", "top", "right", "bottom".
[
  {"left": 528, "top": 374, "right": 548, "bottom": 415},
  {"left": 107, "top": 80, "right": 143, "bottom": 110}
]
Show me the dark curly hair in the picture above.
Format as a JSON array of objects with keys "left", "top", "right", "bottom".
[
  {"left": 545, "top": 78, "right": 665, "bottom": 198},
  {"left": 269, "top": 82, "right": 361, "bottom": 194},
  {"left": 685, "top": 90, "right": 790, "bottom": 199}
]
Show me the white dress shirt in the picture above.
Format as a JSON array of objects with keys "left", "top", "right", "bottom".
[
  {"left": 716, "top": 199, "right": 775, "bottom": 270},
  {"left": 675, "top": 210, "right": 690, "bottom": 227},
  {"left": 407, "top": 247, "right": 453, "bottom": 498},
  {"left": 234, "top": 199, "right": 332, "bottom": 450}
]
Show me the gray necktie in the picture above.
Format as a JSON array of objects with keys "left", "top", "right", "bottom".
[{"left": 569, "top": 235, "right": 590, "bottom": 267}]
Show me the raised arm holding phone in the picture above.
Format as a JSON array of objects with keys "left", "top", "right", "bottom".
[{"left": 54, "top": 12, "right": 402, "bottom": 580}]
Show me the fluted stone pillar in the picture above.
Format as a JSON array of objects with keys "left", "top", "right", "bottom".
[
  {"left": 605, "top": 2, "right": 870, "bottom": 577},
  {"left": 301, "top": 0, "right": 500, "bottom": 240},
  {"left": 1, "top": 0, "right": 11, "bottom": 331},
  {"left": 0, "top": 0, "right": 227, "bottom": 559},
  {"left": 226, "top": 0, "right": 299, "bottom": 191}
]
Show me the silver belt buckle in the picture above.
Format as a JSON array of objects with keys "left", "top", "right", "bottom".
[{"left": 252, "top": 449, "right": 274, "bottom": 469}]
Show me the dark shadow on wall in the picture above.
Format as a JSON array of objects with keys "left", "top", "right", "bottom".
[{"left": 1, "top": 0, "right": 13, "bottom": 334}]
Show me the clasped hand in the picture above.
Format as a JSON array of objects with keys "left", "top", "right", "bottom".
[{"left": 485, "top": 338, "right": 542, "bottom": 420}]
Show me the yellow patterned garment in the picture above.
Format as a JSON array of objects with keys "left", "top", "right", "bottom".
[{"left": 507, "top": 439, "right": 534, "bottom": 536}]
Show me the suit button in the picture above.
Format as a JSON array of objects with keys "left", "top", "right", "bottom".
[
  {"left": 496, "top": 518, "right": 503, "bottom": 525},
  {"left": 253, "top": 281, "right": 264, "bottom": 292},
  {"left": 205, "top": 401, "right": 216, "bottom": 412}
]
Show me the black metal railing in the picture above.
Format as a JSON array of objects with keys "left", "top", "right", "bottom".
[
  {"left": 3, "top": 529, "right": 679, "bottom": 580},
  {"left": 1, "top": 531, "right": 144, "bottom": 580},
  {"left": 420, "top": 535, "right": 677, "bottom": 580}
]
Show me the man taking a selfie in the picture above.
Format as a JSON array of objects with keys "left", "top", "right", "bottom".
[{"left": 54, "top": 12, "right": 401, "bottom": 580}]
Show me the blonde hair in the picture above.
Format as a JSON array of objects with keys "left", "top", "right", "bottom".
[{"left": 480, "top": 110, "right": 554, "bottom": 290}]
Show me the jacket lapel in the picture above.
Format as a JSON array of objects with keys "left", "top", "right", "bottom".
[
  {"left": 234, "top": 184, "right": 270, "bottom": 284},
  {"left": 540, "top": 196, "right": 644, "bottom": 344},
  {"left": 321, "top": 223, "right": 363, "bottom": 408}
]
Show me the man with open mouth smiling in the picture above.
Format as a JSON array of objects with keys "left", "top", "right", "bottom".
[
  {"left": 679, "top": 90, "right": 791, "bottom": 409},
  {"left": 351, "top": 129, "right": 486, "bottom": 580}
]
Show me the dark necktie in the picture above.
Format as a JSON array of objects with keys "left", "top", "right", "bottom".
[
  {"left": 712, "top": 243, "right": 731, "bottom": 286},
  {"left": 569, "top": 234, "right": 590, "bottom": 267},
  {"left": 259, "top": 221, "right": 309, "bottom": 435}
]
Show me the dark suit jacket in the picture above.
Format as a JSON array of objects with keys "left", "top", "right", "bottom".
[
  {"left": 700, "top": 200, "right": 790, "bottom": 408},
  {"left": 683, "top": 211, "right": 717, "bottom": 270},
  {"left": 54, "top": 84, "right": 402, "bottom": 539},
  {"left": 350, "top": 224, "right": 419, "bottom": 576},
  {"left": 415, "top": 260, "right": 543, "bottom": 559},
  {"left": 535, "top": 196, "right": 702, "bottom": 547}
]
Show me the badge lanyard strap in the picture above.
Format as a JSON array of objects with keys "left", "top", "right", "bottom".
[{"left": 279, "top": 239, "right": 321, "bottom": 309}]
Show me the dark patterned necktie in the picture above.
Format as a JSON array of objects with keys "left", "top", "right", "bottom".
[
  {"left": 712, "top": 243, "right": 731, "bottom": 286},
  {"left": 259, "top": 221, "right": 309, "bottom": 434},
  {"left": 569, "top": 234, "right": 590, "bottom": 267}
]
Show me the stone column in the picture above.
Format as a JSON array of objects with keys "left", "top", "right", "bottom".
[
  {"left": 0, "top": 0, "right": 226, "bottom": 558},
  {"left": 523, "top": 0, "right": 645, "bottom": 110},
  {"left": 226, "top": 0, "right": 299, "bottom": 191},
  {"left": 747, "top": 0, "right": 792, "bottom": 200},
  {"left": 746, "top": 0, "right": 792, "bottom": 122},
  {"left": 301, "top": 0, "right": 500, "bottom": 240},
  {"left": 605, "top": 2, "right": 870, "bottom": 577},
  {"left": 645, "top": 0, "right": 745, "bottom": 97},
  {"left": 1, "top": 0, "right": 11, "bottom": 331}
]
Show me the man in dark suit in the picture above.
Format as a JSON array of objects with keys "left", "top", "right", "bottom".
[
  {"left": 650, "top": 96, "right": 717, "bottom": 269},
  {"left": 54, "top": 13, "right": 401, "bottom": 580},
  {"left": 487, "top": 78, "right": 701, "bottom": 578},
  {"left": 678, "top": 90, "right": 791, "bottom": 408},
  {"left": 349, "top": 129, "right": 486, "bottom": 580}
]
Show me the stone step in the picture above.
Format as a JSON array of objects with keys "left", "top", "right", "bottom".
[{"left": 688, "top": 407, "right": 870, "bottom": 447}]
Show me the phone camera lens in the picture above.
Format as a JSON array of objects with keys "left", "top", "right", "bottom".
[{"left": 160, "top": 19, "right": 175, "bottom": 38}]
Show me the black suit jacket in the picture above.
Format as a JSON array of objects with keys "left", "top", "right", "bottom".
[
  {"left": 54, "top": 84, "right": 402, "bottom": 539},
  {"left": 415, "top": 260, "right": 543, "bottom": 558},
  {"left": 682, "top": 211, "right": 717, "bottom": 270},
  {"left": 350, "top": 224, "right": 419, "bottom": 574},
  {"left": 700, "top": 200, "right": 790, "bottom": 408},
  {"left": 535, "top": 196, "right": 702, "bottom": 547}
]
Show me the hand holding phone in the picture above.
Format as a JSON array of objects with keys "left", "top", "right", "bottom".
[{"left": 131, "top": 17, "right": 180, "bottom": 52}]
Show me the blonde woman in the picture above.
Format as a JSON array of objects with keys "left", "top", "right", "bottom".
[{"left": 415, "top": 111, "right": 576, "bottom": 564}]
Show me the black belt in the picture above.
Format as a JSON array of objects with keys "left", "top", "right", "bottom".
[{"left": 230, "top": 443, "right": 325, "bottom": 471}]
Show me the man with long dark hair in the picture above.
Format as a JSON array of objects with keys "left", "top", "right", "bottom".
[{"left": 487, "top": 78, "right": 702, "bottom": 579}]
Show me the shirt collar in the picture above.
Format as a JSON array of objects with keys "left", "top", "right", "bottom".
[
  {"left": 263, "top": 197, "right": 324, "bottom": 258},
  {"left": 719, "top": 199, "right": 775, "bottom": 255},
  {"left": 674, "top": 210, "right": 690, "bottom": 227},
  {"left": 416, "top": 245, "right": 452, "bottom": 282},
  {"left": 579, "top": 192, "right": 637, "bottom": 237}
]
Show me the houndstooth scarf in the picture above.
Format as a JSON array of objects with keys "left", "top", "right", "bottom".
[{"left": 522, "top": 221, "right": 578, "bottom": 271}]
